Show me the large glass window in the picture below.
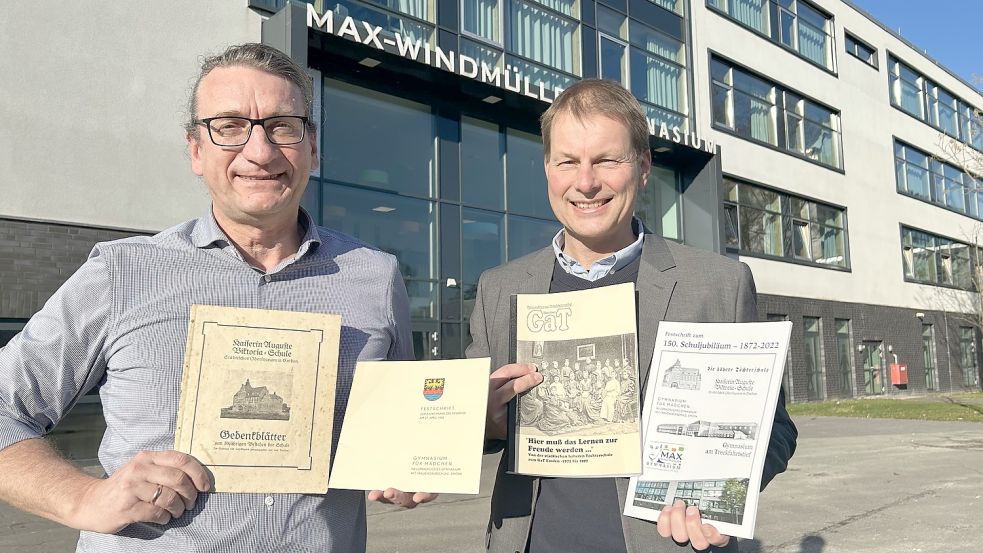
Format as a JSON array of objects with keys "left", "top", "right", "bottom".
[
  {"left": 637, "top": 165, "right": 681, "bottom": 240},
  {"left": 895, "top": 140, "right": 982, "bottom": 220},
  {"left": 461, "top": 117, "right": 505, "bottom": 210},
  {"left": 889, "top": 55, "right": 983, "bottom": 153},
  {"left": 901, "top": 226, "right": 975, "bottom": 290},
  {"left": 803, "top": 316, "right": 825, "bottom": 401},
  {"left": 724, "top": 178, "right": 849, "bottom": 268},
  {"left": 508, "top": 215, "right": 559, "bottom": 259},
  {"left": 506, "top": 129, "right": 553, "bottom": 218},
  {"left": 328, "top": 0, "right": 435, "bottom": 43},
  {"left": 323, "top": 79, "right": 435, "bottom": 198},
  {"left": 462, "top": 208, "right": 506, "bottom": 318},
  {"left": 923, "top": 324, "right": 938, "bottom": 391},
  {"left": 321, "top": 183, "right": 437, "bottom": 317},
  {"left": 463, "top": 0, "right": 502, "bottom": 44},
  {"left": 707, "top": 0, "right": 834, "bottom": 70},
  {"left": 628, "top": 20, "right": 688, "bottom": 129},
  {"left": 711, "top": 57, "right": 842, "bottom": 169},
  {"left": 509, "top": 0, "right": 580, "bottom": 76},
  {"left": 835, "top": 319, "right": 854, "bottom": 397}
]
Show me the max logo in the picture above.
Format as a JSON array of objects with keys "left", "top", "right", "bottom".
[{"left": 526, "top": 307, "right": 572, "bottom": 332}]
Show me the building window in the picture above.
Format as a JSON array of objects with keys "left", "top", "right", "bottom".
[
  {"left": 844, "top": 31, "right": 876, "bottom": 68},
  {"left": 834, "top": 319, "right": 854, "bottom": 397},
  {"left": 889, "top": 55, "right": 983, "bottom": 152},
  {"left": 597, "top": 5, "right": 628, "bottom": 86},
  {"left": 629, "top": 19, "right": 688, "bottom": 130},
  {"left": 922, "top": 324, "right": 938, "bottom": 391},
  {"left": 803, "top": 316, "right": 825, "bottom": 401},
  {"left": 724, "top": 178, "right": 849, "bottom": 268},
  {"left": 637, "top": 165, "right": 682, "bottom": 240},
  {"left": 509, "top": 0, "right": 581, "bottom": 81},
  {"left": 463, "top": 0, "right": 503, "bottom": 44},
  {"left": 711, "top": 56, "right": 842, "bottom": 169},
  {"left": 894, "top": 139, "right": 981, "bottom": 219},
  {"left": 649, "top": 0, "right": 683, "bottom": 16},
  {"left": 706, "top": 0, "right": 834, "bottom": 70},
  {"left": 767, "top": 314, "right": 793, "bottom": 401},
  {"left": 959, "top": 327, "right": 979, "bottom": 388},
  {"left": 901, "top": 226, "right": 975, "bottom": 290}
]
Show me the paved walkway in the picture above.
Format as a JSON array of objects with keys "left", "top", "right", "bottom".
[{"left": 0, "top": 413, "right": 981, "bottom": 552}]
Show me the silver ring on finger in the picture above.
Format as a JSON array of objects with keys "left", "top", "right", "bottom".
[{"left": 151, "top": 484, "right": 163, "bottom": 504}]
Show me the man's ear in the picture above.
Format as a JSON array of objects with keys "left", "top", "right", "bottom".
[
  {"left": 309, "top": 128, "right": 319, "bottom": 173},
  {"left": 188, "top": 134, "right": 204, "bottom": 177},
  {"left": 638, "top": 148, "right": 652, "bottom": 188}
]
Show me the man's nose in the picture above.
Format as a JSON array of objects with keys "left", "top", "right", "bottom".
[
  {"left": 240, "top": 123, "right": 279, "bottom": 164},
  {"left": 574, "top": 163, "right": 601, "bottom": 193}
]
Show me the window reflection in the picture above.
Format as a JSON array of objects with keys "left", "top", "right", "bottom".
[
  {"left": 637, "top": 164, "right": 680, "bottom": 240},
  {"left": 463, "top": 208, "right": 505, "bottom": 284},
  {"left": 321, "top": 183, "right": 436, "bottom": 317},
  {"left": 506, "top": 129, "right": 552, "bottom": 218},
  {"left": 508, "top": 215, "right": 558, "bottom": 259},
  {"left": 462, "top": 117, "right": 505, "bottom": 210},
  {"left": 323, "top": 79, "right": 435, "bottom": 198}
]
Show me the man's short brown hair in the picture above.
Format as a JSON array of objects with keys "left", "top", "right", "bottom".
[{"left": 540, "top": 79, "right": 650, "bottom": 160}]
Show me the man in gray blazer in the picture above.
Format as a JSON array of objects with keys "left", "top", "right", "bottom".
[{"left": 466, "top": 79, "right": 797, "bottom": 553}]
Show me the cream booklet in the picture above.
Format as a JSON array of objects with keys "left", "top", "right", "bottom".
[
  {"left": 175, "top": 305, "right": 341, "bottom": 493},
  {"left": 329, "top": 358, "right": 490, "bottom": 495}
]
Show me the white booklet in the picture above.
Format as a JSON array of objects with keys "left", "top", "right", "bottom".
[
  {"left": 329, "top": 358, "right": 490, "bottom": 494},
  {"left": 624, "top": 321, "right": 792, "bottom": 539}
]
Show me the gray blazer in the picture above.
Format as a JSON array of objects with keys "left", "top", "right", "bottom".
[{"left": 466, "top": 233, "right": 797, "bottom": 553}]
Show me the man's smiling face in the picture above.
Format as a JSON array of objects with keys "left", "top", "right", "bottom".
[{"left": 188, "top": 65, "right": 317, "bottom": 226}]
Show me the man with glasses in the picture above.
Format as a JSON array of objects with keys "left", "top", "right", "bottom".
[{"left": 0, "top": 43, "right": 430, "bottom": 552}]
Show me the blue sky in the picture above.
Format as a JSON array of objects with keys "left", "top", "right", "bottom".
[{"left": 850, "top": 0, "right": 981, "bottom": 89}]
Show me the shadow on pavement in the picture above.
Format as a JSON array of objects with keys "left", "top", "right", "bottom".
[{"left": 741, "top": 534, "right": 826, "bottom": 553}]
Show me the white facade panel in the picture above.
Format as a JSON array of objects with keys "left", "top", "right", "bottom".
[
  {"left": 0, "top": 3, "right": 264, "bottom": 231},
  {"left": 692, "top": 0, "right": 983, "bottom": 315}
]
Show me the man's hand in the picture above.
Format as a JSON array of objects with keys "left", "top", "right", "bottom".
[
  {"left": 70, "top": 450, "right": 211, "bottom": 534},
  {"left": 367, "top": 488, "right": 437, "bottom": 509},
  {"left": 486, "top": 364, "right": 543, "bottom": 440},
  {"left": 657, "top": 500, "right": 730, "bottom": 551}
]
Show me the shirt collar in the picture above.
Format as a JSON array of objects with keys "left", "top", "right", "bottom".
[
  {"left": 551, "top": 217, "right": 645, "bottom": 281},
  {"left": 190, "top": 207, "right": 321, "bottom": 258}
]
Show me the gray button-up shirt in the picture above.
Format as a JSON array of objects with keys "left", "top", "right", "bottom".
[{"left": 0, "top": 209, "right": 413, "bottom": 552}]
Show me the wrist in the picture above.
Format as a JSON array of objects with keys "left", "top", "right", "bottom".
[{"left": 60, "top": 474, "right": 101, "bottom": 530}]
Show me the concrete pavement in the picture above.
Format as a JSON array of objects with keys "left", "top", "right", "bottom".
[{"left": 1, "top": 413, "right": 981, "bottom": 552}]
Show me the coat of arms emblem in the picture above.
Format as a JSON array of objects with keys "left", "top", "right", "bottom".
[{"left": 423, "top": 378, "right": 445, "bottom": 401}]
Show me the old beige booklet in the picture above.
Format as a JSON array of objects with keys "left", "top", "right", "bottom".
[
  {"left": 174, "top": 305, "right": 341, "bottom": 493},
  {"left": 329, "top": 358, "right": 490, "bottom": 494},
  {"left": 509, "top": 282, "right": 642, "bottom": 477}
]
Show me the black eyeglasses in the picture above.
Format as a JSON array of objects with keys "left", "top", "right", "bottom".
[{"left": 196, "top": 116, "right": 310, "bottom": 147}]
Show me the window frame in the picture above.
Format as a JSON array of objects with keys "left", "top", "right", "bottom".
[
  {"left": 723, "top": 175, "right": 851, "bottom": 270},
  {"left": 705, "top": 0, "right": 836, "bottom": 73},
  {"left": 894, "top": 137, "right": 983, "bottom": 221},
  {"left": 461, "top": 0, "right": 505, "bottom": 47},
  {"left": 844, "top": 30, "right": 877, "bottom": 68},
  {"left": 709, "top": 53, "right": 844, "bottom": 171},
  {"left": 888, "top": 53, "right": 983, "bottom": 154},
  {"left": 900, "top": 224, "right": 978, "bottom": 291}
]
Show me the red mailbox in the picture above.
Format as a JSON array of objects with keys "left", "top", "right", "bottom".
[{"left": 889, "top": 363, "right": 908, "bottom": 386}]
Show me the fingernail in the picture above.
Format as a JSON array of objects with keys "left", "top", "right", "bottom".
[{"left": 686, "top": 506, "right": 698, "bottom": 515}]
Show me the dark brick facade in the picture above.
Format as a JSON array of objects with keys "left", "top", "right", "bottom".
[
  {"left": 0, "top": 218, "right": 145, "bottom": 318},
  {"left": 758, "top": 293, "right": 983, "bottom": 403}
]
